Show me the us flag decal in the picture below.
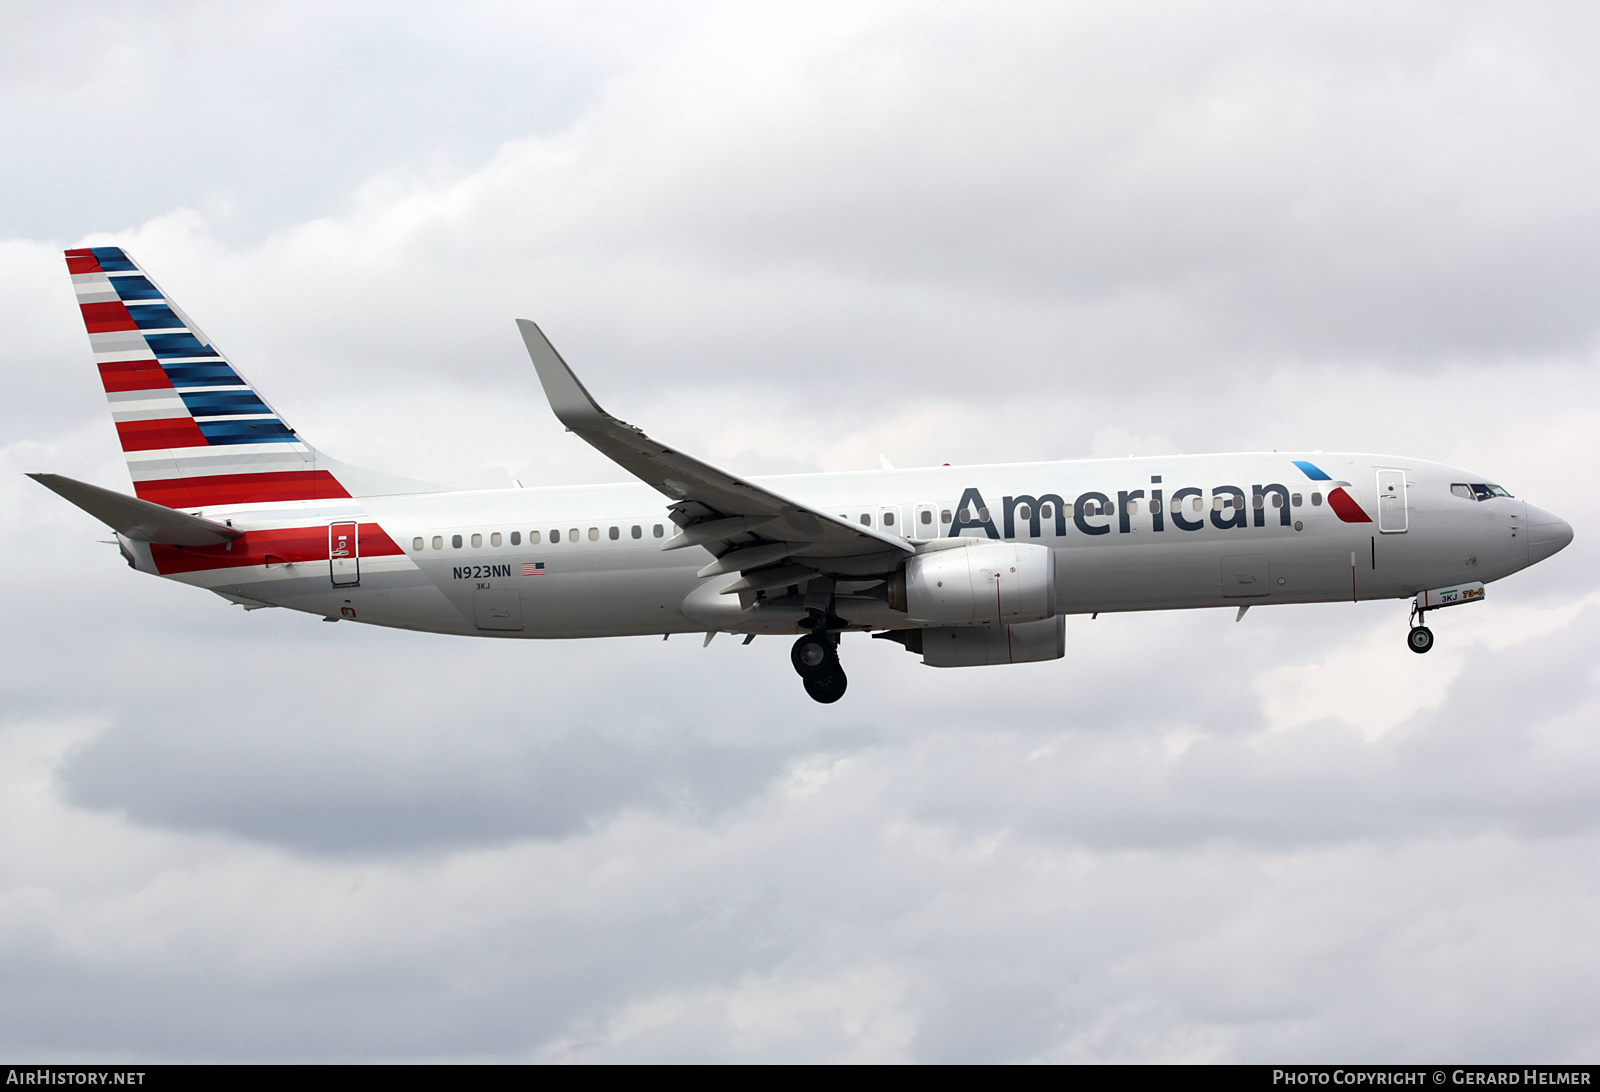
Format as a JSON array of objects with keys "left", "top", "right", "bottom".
[{"left": 522, "top": 562, "right": 546, "bottom": 576}]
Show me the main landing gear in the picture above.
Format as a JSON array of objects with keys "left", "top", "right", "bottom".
[{"left": 792, "top": 632, "right": 847, "bottom": 703}]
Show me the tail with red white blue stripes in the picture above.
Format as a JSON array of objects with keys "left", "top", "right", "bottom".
[{"left": 64, "top": 246, "right": 441, "bottom": 510}]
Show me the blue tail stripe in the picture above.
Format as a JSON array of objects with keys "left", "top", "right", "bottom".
[
  {"left": 127, "top": 304, "right": 184, "bottom": 330},
  {"left": 162, "top": 362, "right": 245, "bottom": 387},
  {"left": 1292, "top": 460, "right": 1331, "bottom": 480},
  {"left": 110, "top": 276, "right": 163, "bottom": 301},
  {"left": 180, "top": 390, "right": 273, "bottom": 416},
  {"left": 196, "top": 419, "right": 298, "bottom": 445},
  {"left": 90, "top": 247, "right": 138, "bottom": 272},
  {"left": 145, "top": 333, "right": 213, "bottom": 357}
]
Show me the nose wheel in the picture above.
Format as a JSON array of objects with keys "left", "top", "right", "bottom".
[
  {"left": 1406, "top": 602, "right": 1435, "bottom": 654},
  {"left": 792, "top": 633, "right": 847, "bottom": 703}
]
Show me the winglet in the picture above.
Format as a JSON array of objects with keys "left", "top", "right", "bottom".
[
  {"left": 28, "top": 473, "right": 244, "bottom": 546},
  {"left": 517, "top": 320, "right": 610, "bottom": 431},
  {"left": 510, "top": 319, "right": 914, "bottom": 559}
]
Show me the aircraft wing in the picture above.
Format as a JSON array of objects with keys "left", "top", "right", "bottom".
[
  {"left": 29, "top": 473, "right": 245, "bottom": 546},
  {"left": 518, "top": 320, "right": 912, "bottom": 585}
]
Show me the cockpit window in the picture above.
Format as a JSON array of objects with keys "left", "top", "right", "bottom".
[{"left": 1454, "top": 483, "right": 1513, "bottom": 501}]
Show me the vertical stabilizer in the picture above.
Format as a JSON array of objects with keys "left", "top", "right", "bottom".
[{"left": 65, "top": 246, "right": 354, "bottom": 509}]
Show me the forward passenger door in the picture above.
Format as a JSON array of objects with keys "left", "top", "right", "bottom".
[{"left": 1376, "top": 469, "right": 1408, "bottom": 533}]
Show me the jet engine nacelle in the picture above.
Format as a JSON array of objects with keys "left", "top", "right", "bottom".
[
  {"left": 899, "top": 541, "right": 1056, "bottom": 626},
  {"left": 875, "top": 615, "right": 1067, "bottom": 667}
]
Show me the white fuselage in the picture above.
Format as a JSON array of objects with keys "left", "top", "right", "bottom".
[{"left": 115, "top": 452, "right": 1553, "bottom": 639}]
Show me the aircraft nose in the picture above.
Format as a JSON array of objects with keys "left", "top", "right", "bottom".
[{"left": 1525, "top": 504, "right": 1574, "bottom": 564}]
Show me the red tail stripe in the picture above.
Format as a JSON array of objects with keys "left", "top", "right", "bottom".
[
  {"left": 151, "top": 523, "right": 404, "bottom": 576},
  {"left": 98, "top": 359, "right": 174, "bottom": 393},
  {"left": 65, "top": 250, "right": 101, "bottom": 275},
  {"left": 134, "top": 471, "right": 352, "bottom": 508},
  {"left": 116, "top": 418, "right": 208, "bottom": 452},
  {"left": 80, "top": 301, "right": 138, "bottom": 333}
]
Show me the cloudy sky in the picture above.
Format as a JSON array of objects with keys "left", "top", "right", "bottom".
[{"left": 2, "top": 0, "right": 1598, "bottom": 1062}]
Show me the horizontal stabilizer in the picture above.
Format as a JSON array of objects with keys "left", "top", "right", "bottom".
[{"left": 28, "top": 473, "right": 244, "bottom": 546}]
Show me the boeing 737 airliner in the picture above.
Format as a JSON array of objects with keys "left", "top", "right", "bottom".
[{"left": 32, "top": 247, "right": 1574, "bottom": 702}]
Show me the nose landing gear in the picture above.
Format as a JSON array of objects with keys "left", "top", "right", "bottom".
[
  {"left": 1406, "top": 601, "right": 1434, "bottom": 654},
  {"left": 792, "top": 633, "right": 847, "bottom": 703}
]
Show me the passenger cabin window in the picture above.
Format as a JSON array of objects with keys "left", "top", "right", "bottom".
[
  {"left": 920, "top": 509, "right": 933, "bottom": 525},
  {"left": 941, "top": 509, "right": 952, "bottom": 524},
  {"left": 527, "top": 531, "right": 539, "bottom": 544},
  {"left": 491, "top": 532, "right": 502, "bottom": 546},
  {"left": 609, "top": 526, "right": 619, "bottom": 540},
  {"left": 432, "top": 536, "right": 444, "bottom": 550},
  {"left": 631, "top": 525, "right": 642, "bottom": 539},
  {"left": 1311, "top": 493, "right": 1323, "bottom": 506},
  {"left": 550, "top": 529, "right": 560, "bottom": 543},
  {"left": 653, "top": 524, "right": 664, "bottom": 537},
  {"left": 569, "top": 528, "right": 579, "bottom": 542},
  {"left": 1291, "top": 494, "right": 1302, "bottom": 507},
  {"left": 1017, "top": 504, "right": 1032, "bottom": 521},
  {"left": 1191, "top": 497, "right": 1203, "bottom": 513},
  {"left": 1127, "top": 500, "right": 1140, "bottom": 515},
  {"left": 883, "top": 511, "right": 895, "bottom": 526},
  {"left": 511, "top": 531, "right": 522, "bottom": 545},
  {"left": 412, "top": 537, "right": 424, "bottom": 551},
  {"left": 860, "top": 514, "right": 872, "bottom": 526},
  {"left": 471, "top": 533, "right": 483, "bottom": 548},
  {"left": 588, "top": 527, "right": 599, "bottom": 541},
  {"left": 978, "top": 507, "right": 990, "bottom": 521},
  {"left": 451, "top": 534, "right": 463, "bottom": 548},
  {"left": 1270, "top": 494, "right": 1283, "bottom": 508}
]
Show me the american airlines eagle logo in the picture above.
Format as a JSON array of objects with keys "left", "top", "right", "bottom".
[{"left": 1291, "top": 460, "right": 1373, "bottom": 524}]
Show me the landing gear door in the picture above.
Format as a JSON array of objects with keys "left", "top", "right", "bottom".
[
  {"left": 330, "top": 521, "right": 360, "bottom": 586},
  {"left": 1376, "top": 469, "right": 1408, "bottom": 533}
]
